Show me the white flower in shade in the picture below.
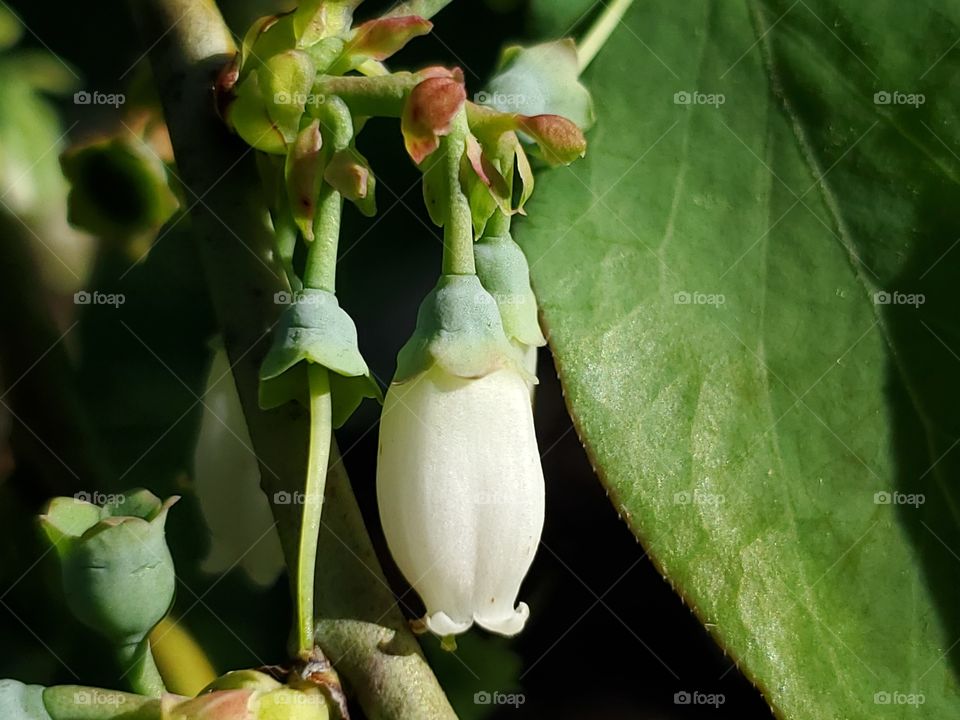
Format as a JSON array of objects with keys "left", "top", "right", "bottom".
[{"left": 377, "top": 274, "right": 544, "bottom": 637}]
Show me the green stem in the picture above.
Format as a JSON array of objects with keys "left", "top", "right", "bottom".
[
  {"left": 116, "top": 637, "right": 165, "bottom": 697},
  {"left": 298, "top": 364, "right": 332, "bottom": 657},
  {"left": 302, "top": 190, "right": 340, "bottom": 292},
  {"left": 577, "top": 0, "right": 635, "bottom": 73},
  {"left": 312, "top": 70, "right": 430, "bottom": 118},
  {"left": 304, "top": 95, "right": 353, "bottom": 292},
  {"left": 440, "top": 110, "right": 474, "bottom": 275},
  {"left": 255, "top": 153, "right": 301, "bottom": 290},
  {"left": 485, "top": 207, "right": 511, "bottom": 238}
]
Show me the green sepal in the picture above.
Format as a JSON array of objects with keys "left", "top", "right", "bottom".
[
  {"left": 240, "top": 13, "right": 296, "bottom": 80},
  {"left": 259, "top": 289, "right": 381, "bottom": 426},
  {"left": 262, "top": 50, "right": 316, "bottom": 146},
  {"left": 294, "top": 0, "right": 359, "bottom": 49},
  {"left": 474, "top": 233, "right": 545, "bottom": 347},
  {"left": 419, "top": 148, "right": 447, "bottom": 226},
  {"left": 38, "top": 490, "right": 178, "bottom": 647},
  {"left": 201, "top": 670, "right": 282, "bottom": 694},
  {"left": 481, "top": 39, "right": 595, "bottom": 132},
  {"left": 284, "top": 120, "right": 324, "bottom": 241},
  {"left": 303, "top": 37, "right": 347, "bottom": 73},
  {"left": 394, "top": 274, "right": 524, "bottom": 383},
  {"left": 0, "top": 680, "right": 50, "bottom": 720},
  {"left": 323, "top": 148, "right": 376, "bottom": 217},
  {"left": 256, "top": 687, "right": 328, "bottom": 720},
  {"left": 461, "top": 134, "right": 510, "bottom": 238},
  {"left": 228, "top": 70, "right": 288, "bottom": 154}
]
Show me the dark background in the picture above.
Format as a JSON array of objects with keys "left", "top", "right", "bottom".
[{"left": 0, "top": 1, "right": 771, "bottom": 717}]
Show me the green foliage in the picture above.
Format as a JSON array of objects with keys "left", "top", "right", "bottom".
[{"left": 521, "top": 0, "right": 960, "bottom": 717}]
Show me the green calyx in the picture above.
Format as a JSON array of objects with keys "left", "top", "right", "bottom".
[
  {"left": 60, "top": 136, "right": 178, "bottom": 242},
  {"left": 394, "top": 274, "right": 524, "bottom": 383},
  {"left": 39, "top": 490, "right": 177, "bottom": 648},
  {"left": 474, "top": 231, "right": 545, "bottom": 348},
  {"left": 259, "top": 288, "right": 381, "bottom": 427}
]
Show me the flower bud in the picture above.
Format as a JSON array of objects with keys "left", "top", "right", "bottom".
[
  {"left": 378, "top": 275, "right": 544, "bottom": 636},
  {"left": 60, "top": 135, "right": 178, "bottom": 243},
  {"left": 479, "top": 39, "right": 595, "bottom": 132},
  {"left": 166, "top": 672, "right": 329, "bottom": 720},
  {"left": 39, "top": 490, "right": 177, "bottom": 647},
  {"left": 473, "top": 232, "right": 545, "bottom": 348}
]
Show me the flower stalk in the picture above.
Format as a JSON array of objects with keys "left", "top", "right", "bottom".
[
  {"left": 116, "top": 638, "right": 166, "bottom": 698},
  {"left": 298, "top": 363, "right": 332, "bottom": 656},
  {"left": 439, "top": 109, "right": 474, "bottom": 276}
]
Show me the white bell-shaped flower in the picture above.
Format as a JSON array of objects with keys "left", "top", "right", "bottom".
[
  {"left": 377, "top": 363, "right": 544, "bottom": 636},
  {"left": 377, "top": 274, "right": 545, "bottom": 637}
]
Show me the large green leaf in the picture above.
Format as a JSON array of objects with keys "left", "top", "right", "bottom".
[{"left": 520, "top": 0, "right": 960, "bottom": 717}]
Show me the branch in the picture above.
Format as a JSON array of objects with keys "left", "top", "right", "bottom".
[{"left": 130, "top": 1, "right": 455, "bottom": 717}]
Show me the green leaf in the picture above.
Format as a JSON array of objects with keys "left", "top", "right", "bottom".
[{"left": 520, "top": 0, "right": 960, "bottom": 717}]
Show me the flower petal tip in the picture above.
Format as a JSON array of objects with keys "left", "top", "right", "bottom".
[
  {"left": 475, "top": 602, "right": 530, "bottom": 637},
  {"left": 425, "top": 611, "right": 473, "bottom": 637}
]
